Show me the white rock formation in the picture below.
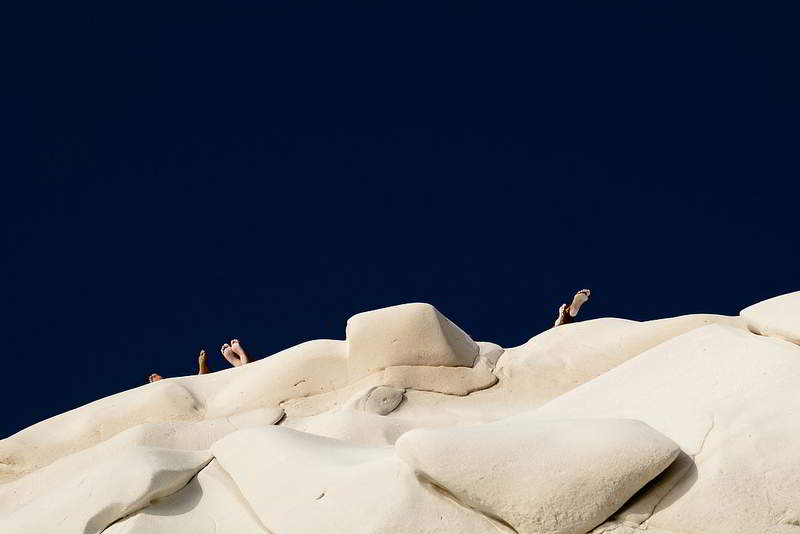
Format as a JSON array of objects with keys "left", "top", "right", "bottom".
[
  {"left": 741, "top": 290, "right": 800, "bottom": 344},
  {"left": 396, "top": 419, "right": 679, "bottom": 534},
  {"left": 346, "top": 302, "right": 480, "bottom": 379},
  {"left": 0, "top": 296, "right": 798, "bottom": 533}
]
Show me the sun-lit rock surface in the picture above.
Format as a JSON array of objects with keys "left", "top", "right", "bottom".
[
  {"left": 532, "top": 324, "right": 800, "bottom": 534},
  {"left": 0, "top": 296, "right": 798, "bottom": 533},
  {"left": 396, "top": 418, "right": 679, "bottom": 534},
  {"left": 740, "top": 290, "right": 800, "bottom": 344},
  {"left": 0, "top": 447, "right": 212, "bottom": 534},
  {"left": 103, "top": 459, "right": 268, "bottom": 534},
  {"left": 346, "top": 302, "right": 479, "bottom": 380}
]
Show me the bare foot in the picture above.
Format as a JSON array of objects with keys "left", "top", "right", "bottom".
[
  {"left": 554, "top": 303, "right": 570, "bottom": 327},
  {"left": 568, "top": 289, "right": 591, "bottom": 317},
  {"left": 554, "top": 289, "right": 592, "bottom": 327},
  {"left": 230, "top": 339, "right": 251, "bottom": 365},
  {"left": 148, "top": 373, "right": 163, "bottom": 383},
  {"left": 221, "top": 343, "right": 242, "bottom": 367},
  {"left": 197, "top": 350, "right": 210, "bottom": 375}
]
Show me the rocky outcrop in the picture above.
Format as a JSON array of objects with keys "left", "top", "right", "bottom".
[
  {"left": 1, "top": 292, "right": 799, "bottom": 534},
  {"left": 396, "top": 418, "right": 679, "bottom": 534},
  {"left": 740, "top": 290, "right": 800, "bottom": 344},
  {"left": 346, "top": 303, "right": 479, "bottom": 380}
]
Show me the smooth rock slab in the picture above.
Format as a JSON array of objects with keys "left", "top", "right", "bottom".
[
  {"left": 383, "top": 360, "right": 497, "bottom": 396},
  {"left": 740, "top": 290, "right": 800, "bottom": 344},
  {"left": 346, "top": 303, "right": 479, "bottom": 380},
  {"left": 395, "top": 418, "right": 680, "bottom": 534},
  {"left": 0, "top": 380, "right": 203, "bottom": 483},
  {"left": 530, "top": 324, "right": 800, "bottom": 534},
  {"left": 212, "top": 426, "right": 502, "bottom": 533},
  {"left": 104, "top": 459, "right": 268, "bottom": 534},
  {"left": 0, "top": 447, "right": 212, "bottom": 534},
  {"left": 0, "top": 411, "right": 279, "bottom": 516}
]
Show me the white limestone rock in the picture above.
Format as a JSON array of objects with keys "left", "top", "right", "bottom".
[
  {"left": 353, "top": 385, "right": 406, "bottom": 415},
  {"left": 0, "top": 447, "right": 211, "bottom": 534},
  {"left": 531, "top": 324, "right": 800, "bottom": 534},
  {"left": 211, "top": 426, "right": 503, "bottom": 533},
  {"left": 395, "top": 418, "right": 679, "bottom": 534},
  {"left": 282, "top": 410, "right": 423, "bottom": 446},
  {"left": 385, "top": 313, "right": 745, "bottom": 426},
  {"left": 0, "top": 409, "right": 280, "bottom": 516},
  {"left": 741, "top": 290, "right": 800, "bottom": 344},
  {"left": 2, "top": 297, "right": 799, "bottom": 534},
  {"left": 492, "top": 314, "right": 746, "bottom": 410},
  {"left": 475, "top": 340, "right": 504, "bottom": 368},
  {"left": 346, "top": 303, "right": 479, "bottom": 380},
  {"left": 0, "top": 339, "right": 342, "bottom": 484},
  {"left": 382, "top": 359, "right": 497, "bottom": 396},
  {"left": 280, "top": 385, "right": 417, "bottom": 445},
  {"left": 203, "top": 338, "right": 349, "bottom": 418},
  {"left": 103, "top": 459, "right": 269, "bottom": 534},
  {"left": 0, "top": 380, "right": 204, "bottom": 482}
]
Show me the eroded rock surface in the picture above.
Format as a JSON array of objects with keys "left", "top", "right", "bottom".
[
  {"left": 346, "top": 303, "right": 479, "bottom": 380},
  {"left": 396, "top": 418, "right": 679, "bottom": 534},
  {"left": 0, "top": 447, "right": 211, "bottom": 534},
  {"left": 1, "top": 292, "right": 798, "bottom": 534},
  {"left": 740, "top": 290, "right": 800, "bottom": 344}
]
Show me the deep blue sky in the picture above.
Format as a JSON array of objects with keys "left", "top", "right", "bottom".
[{"left": 2, "top": 2, "right": 797, "bottom": 438}]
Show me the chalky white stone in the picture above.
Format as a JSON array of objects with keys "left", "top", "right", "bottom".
[
  {"left": 346, "top": 302, "right": 479, "bottom": 380},
  {"left": 1, "top": 293, "right": 798, "bottom": 533},
  {"left": 740, "top": 290, "right": 800, "bottom": 344}
]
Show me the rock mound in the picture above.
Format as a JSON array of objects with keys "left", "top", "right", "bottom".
[
  {"left": 1, "top": 293, "right": 799, "bottom": 534},
  {"left": 346, "top": 303, "right": 479, "bottom": 380},
  {"left": 396, "top": 418, "right": 679, "bottom": 534},
  {"left": 740, "top": 290, "right": 800, "bottom": 344}
]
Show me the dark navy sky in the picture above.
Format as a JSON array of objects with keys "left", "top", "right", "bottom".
[{"left": 2, "top": 2, "right": 798, "bottom": 438}]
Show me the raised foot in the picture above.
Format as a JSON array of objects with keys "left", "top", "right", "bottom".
[
  {"left": 230, "top": 339, "right": 251, "bottom": 365},
  {"left": 554, "top": 289, "right": 592, "bottom": 327},
  {"left": 221, "top": 342, "right": 243, "bottom": 367},
  {"left": 197, "top": 350, "right": 210, "bottom": 375},
  {"left": 569, "top": 289, "right": 591, "bottom": 317}
]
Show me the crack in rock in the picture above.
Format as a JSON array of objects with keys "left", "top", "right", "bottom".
[{"left": 414, "top": 471, "right": 519, "bottom": 534}]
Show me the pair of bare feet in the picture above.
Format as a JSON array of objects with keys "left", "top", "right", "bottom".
[
  {"left": 554, "top": 289, "right": 591, "bottom": 327},
  {"left": 148, "top": 339, "right": 251, "bottom": 383},
  {"left": 221, "top": 339, "right": 250, "bottom": 367}
]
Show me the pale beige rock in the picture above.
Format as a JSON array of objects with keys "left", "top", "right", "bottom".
[
  {"left": 279, "top": 371, "right": 388, "bottom": 417},
  {"left": 212, "top": 427, "right": 504, "bottom": 533},
  {"left": 396, "top": 418, "right": 679, "bottom": 534},
  {"left": 493, "top": 314, "right": 746, "bottom": 410},
  {"left": 282, "top": 410, "right": 423, "bottom": 446},
  {"left": 475, "top": 341, "right": 504, "bottom": 368},
  {"left": 0, "top": 380, "right": 203, "bottom": 482},
  {"left": 226, "top": 406, "right": 286, "bottom": 428},
  {"left": 383, "top": 359, "right": 497, "bottom": 396},
  {"left": 103, "top": 459, "right": 270, "bottom": 534},
  {"left": 346, "top": 303, "right": 479, "bottom": 380},
  {"left": 599, "top": 451, "right": 695, "bottom": 528},
  {"left": 3, "top": 299, "right": 798, "bottom": 534},
  {"left": 0, "top": 447, "right": 211, "bottom": 534},
  {"left": 0, "top": 309, "right": 727, "bottom": 486},
  {"left": 388, "top": 314, "right": 745, "bottom": 425},
  {"left": 740, "top": 290, "right": 800, "bottom": 344},
  {"left": 0, "top": 409, "right": 280, "bottom": 515},
  {"left": 361, "top": 386, "right": 406, "bottom": 415},
  {"left": 530, "top": 324, "right": 800, "bottom": 534},
  {"left": 281, "top": 385, "right": 419, "bottom": 445},
  {"left": 0, "top": 339, "right": 342, "bottom": 483},
  {"left": 203, "top": 339, "right": 349, "bottom": 418}
]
